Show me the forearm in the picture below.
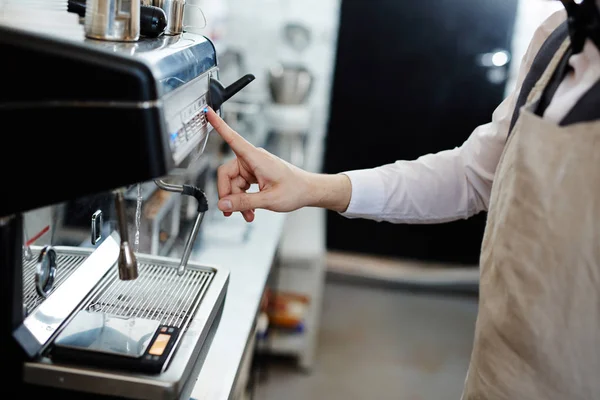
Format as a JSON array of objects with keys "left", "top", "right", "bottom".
[
  {"left": 304, "top": 172, "right": 352, "bottom": 213},
  {"left": 359, "top": 148, "right": 483, "bottom": 223},
  {"left": 340, "top": 125, "right": 505, "bottom": 224}
]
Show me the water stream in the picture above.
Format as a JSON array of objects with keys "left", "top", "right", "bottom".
[{"left": 134, "top": 184, "right": 143, "bottom": 253}]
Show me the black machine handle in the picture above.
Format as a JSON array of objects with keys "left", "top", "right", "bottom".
[
  {"left": 208, "top": 74, "right": 256, "bottom": 112},
  {"left": 67, "top": 0, "right": 167, "bottom": 38},
  {"left": 67, "top": 0, "right": 86, "bottom": 15}
]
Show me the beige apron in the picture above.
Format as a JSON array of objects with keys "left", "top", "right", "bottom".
[{"left": 462, "top": 38, "right": 600, "bottom": 399}]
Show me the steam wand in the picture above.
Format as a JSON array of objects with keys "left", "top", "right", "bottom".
[
  {"left": 114, "top": 190, "right": 139, "bottom": 280},
  {"left": 154, "top": 180, "right": 208, "bottom": 276}
]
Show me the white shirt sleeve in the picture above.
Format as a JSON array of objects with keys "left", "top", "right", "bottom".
[{"left": 340, "top": 10, "right": 566, "bottom": 224}]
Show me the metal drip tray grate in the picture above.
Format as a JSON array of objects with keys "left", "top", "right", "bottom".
[
  {"left": 84, "top": 261, "right": 215, "bottom": 329},
  {"left": 22, "top": 248, "right": 89, "bottom": 313},
  {"left": 23, "top": 239, "right": 229, "bottom": 400}
]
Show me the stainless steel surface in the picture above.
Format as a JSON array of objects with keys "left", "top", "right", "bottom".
[
  {"left": 54, "top": 310, "right": 162, "bottom": 358},
  {"left": 162, "top": 70, "right": 214, "bottom": 166},
  {"left": 0, "top": 72, "right": 217, "bottom": 173},
  {"left": 23, "top": 226, "right": 35, "bottom": 261},
  {"left": 0, "top": 24, "right": 219, "bottom": 171},
  {"left": 2, "top": 17, "right": 234, "bottom": 398},
  {"left": 177, "top": 211, "right": 204, "bottom": 276},
  {"left": 115, "top": 191, "right": 139, "bottom": 281},
  {"left": 35, "top": 246, "right": 57, "bottom": 298},
  {"left": 23, "top": 243, "right": 34, "bottom": 261},
  {"left": 118, "top": 241, "right": 138, "bottom": 280},
  {"left": 91, "top": 209, "right": 103, "bottom": 245},
  {"left": 153, "top": 0, "right": 185, "bottom": 35},
  {"left": 86, "top": 257, "right": 213, "bottom": 329},
  {"left": 155, "top": 179, "right": 185, "bottom": 193},
  {"left": 0, "top": 22, "right": 217, "bottom": 96},
  {"left": 14, "top": 233, "right": 120, "bottom": 356},
  {"left": 23, "top": 249, "right": 89, "bottom": 313},
  {"left": 24, "top": 254, "right": 229, "bottom": 400},
  {"left": 148, "top": 0, "right": 205, "bottom": 36},
  {"left": 268, "top": 63, "right": 313, "bottom": 105},
  {"left": 84, "top": 0, "right": 140, "bottom": 42},
  {"left": 154, "top": 179, "right": 205, "bottom": 276}
]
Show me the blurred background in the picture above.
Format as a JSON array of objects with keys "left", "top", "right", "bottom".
[
  {"left": 16, "top": 0, "right": 564, "bottom": 399},
  {"left": 189, "top": 0, "right": 563, "bottom": 399}
]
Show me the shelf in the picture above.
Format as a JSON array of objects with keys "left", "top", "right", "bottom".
[
  {"left": 258, "top": 329, "right": 307, "bottom": 356},
  {"left": 264, "top": 103, "right": 312, "bottom": 133}
]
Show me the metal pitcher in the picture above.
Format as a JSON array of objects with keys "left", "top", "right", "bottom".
[
  {"left": 85, "top": 0, "right": 140, "bottom": 42},
  {"left": 144, "top": 0, "right": 204, "bottom": 35}
]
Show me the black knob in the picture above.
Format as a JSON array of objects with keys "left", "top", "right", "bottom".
[
  {"left": 67, "top": 0, "right": 86, "bottom": 16},
  {"left": 140, "top": 5, "right": 168, "bottom": 38},
  {"left": 208, "top": 74, "right": 256, "bottom": 112}
]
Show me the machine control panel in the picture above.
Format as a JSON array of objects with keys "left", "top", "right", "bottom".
[
  {"left": 167, "top": 95, "right": 209, "bottom": 164},
  {"left": 163, "top": 70, "right": 216, "bottom": 166}
]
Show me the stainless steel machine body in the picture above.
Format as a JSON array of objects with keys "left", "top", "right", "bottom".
[
  {"left": 0, "top": 13, "right": 251, "bottom": 399},
  {"left": 21, "top": 235, "right": 229, "bottom": 400}
]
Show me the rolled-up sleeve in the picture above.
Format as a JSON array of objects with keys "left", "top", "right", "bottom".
[{"left": 340, "top": 10, "right": 565, "bottom": 224}]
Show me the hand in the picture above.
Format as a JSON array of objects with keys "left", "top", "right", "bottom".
[{"left": 205, "top": 107, "right": 315, "bottom": 222}]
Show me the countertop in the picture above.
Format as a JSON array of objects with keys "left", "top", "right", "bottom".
[{"left": 186, "top": 208, "right": 287, "bottom": 400}]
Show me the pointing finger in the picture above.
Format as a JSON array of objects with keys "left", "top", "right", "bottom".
[{"left": 205, "top": 107, "right": 256, "bottom": 160}]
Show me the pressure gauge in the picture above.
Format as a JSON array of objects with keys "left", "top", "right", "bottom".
[{"left": 35, "top": 246, "right": 57, "bottom": 298}]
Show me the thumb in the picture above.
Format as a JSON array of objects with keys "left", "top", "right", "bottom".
[{"left": 218, "top": 192, "right": 269, "bottom": 213}]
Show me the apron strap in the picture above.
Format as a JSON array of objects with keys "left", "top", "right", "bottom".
[
  {"left": 507, "top": 21, "right": 569, "bottom": 139},
  {"left": 534, "top": 46, "right": 573, "bottom": 117}
]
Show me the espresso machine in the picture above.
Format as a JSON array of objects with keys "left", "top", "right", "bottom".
[{"left": 0, "top": 11, "right": 254, "bottom": 399}]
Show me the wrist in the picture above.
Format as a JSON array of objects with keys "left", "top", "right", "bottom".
[{"left": 305, "top": 172, "right": 352, "bottom": 212}]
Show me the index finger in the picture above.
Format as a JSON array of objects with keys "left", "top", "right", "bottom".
[{"left": 205, "top": 107, "right": 254, "bottom": 158}]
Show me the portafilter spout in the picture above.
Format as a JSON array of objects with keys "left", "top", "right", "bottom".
[
  {"left": 114, "top": 190, "right": 138, "bottom": 280},
  {"left": 154, "top": 180, "right": 208, "bottom": 276}
]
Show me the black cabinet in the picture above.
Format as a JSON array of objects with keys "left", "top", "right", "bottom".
[{"left": 324, "top": 0, "right": 518, "bottom": 265}]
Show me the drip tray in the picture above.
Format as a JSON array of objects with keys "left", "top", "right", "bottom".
[
  {"left": 85, "top": 259, "right": 215, "bottom": 330},
  {"left": 23, "top": 247, "right": 90, "bottom": 316},
  {"left": 23, "top": 251, "right": 230, "bottom": 400}
]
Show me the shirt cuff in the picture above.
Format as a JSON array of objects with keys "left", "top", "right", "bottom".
[{"left": 340, "top": 169, "right": 386, "bottom": 218}]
